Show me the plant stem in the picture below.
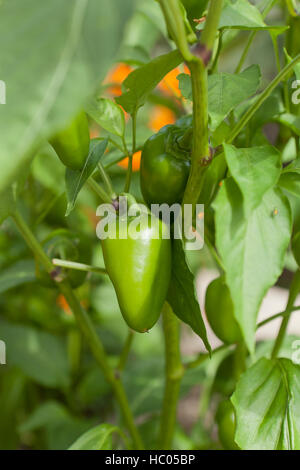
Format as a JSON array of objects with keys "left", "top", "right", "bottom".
[
  {"left": 271, "top": 270, "right": 300, "bottom": 359},
  {"left": 210, "top": 30, "right": 223, "bottom": 74},
  {"left": 227, "top": 53, "right": 300, "bottom": 144},
  {"left": 97, "top": 162, "right": 115, "bottom": 198},
  {"left": 87, "top": 177, "right": 112, "bottom": 203},
  {"left": 52, "top": 258, "right": 107, "bottom": 275},
  {"left": 34, "top": 192, "right": 63, "bottom": 227},
  {"left": 12, "top": 211, "right": 53, "bottom": 272},
  {"left": 124, "top": 111, "right": 137, "bottom": 193},
  {"left": 159, "top": 303, "right": 184, "bottom": 450},
  {"left": 201, "top": 0, "right": 223, "bottom": 53},
  {"left": 257, "top": 306, "right": 300, "bottom": 329},
  {"left": 12, "top": 210, "right": 144, "bottom": 450},
  {"left": 159, "top": 0, "right": 222, "bottom": 211},
  {"left": 182, "top": 58, "right": 210, "bottom": 208},
  {"left": 158, "top": 0, "right": 193, "bottom": 61},
  {"left": 117, "top": 330, "right": 134, "bottom": 372},
  {"left": 185, "top": 344, "right": 228, "bottom": 370}
]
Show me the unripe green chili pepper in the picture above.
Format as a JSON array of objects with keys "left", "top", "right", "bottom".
[
  {"left": 49, "top": 111, "right": 90, "bottom": 170},
  {"left": 216, "top": 400, "right": 239, "bottom": 450},
  {"left": 140, "top": 123, "right": 191, "bottom": 206},
  {"left": 36, "top": 229, "right": 92, "bottom": 289},
  {"left": 101, "top": 194, "right": 171, "bottom": 332},
  {"left": 213, "top": 352, "right": 236, "bottom": 397},
  {"left": 205, "top": 276, "right": 242, "bottom": 344}
]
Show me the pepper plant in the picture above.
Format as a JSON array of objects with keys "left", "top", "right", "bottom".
[{"left": 1, "top": 0, "right": 300, "bottom": 451}]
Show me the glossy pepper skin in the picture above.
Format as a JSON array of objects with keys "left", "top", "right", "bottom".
[
  {"left": 140, "top": 124, "right": 191, "bottom": 206},
  {"left": 216, "top": 400, "right": 239, "bottom": 450},
  {"left": 205, "top": 276, "right": 242, "bottom": 344},
  {"left": 36, "top": 229, "right": 91, "bottom": 289},
  {"left": 49, "top": 111, "right": 90, "bottom": 170},
  {"left": 101, "top": 197, "right": 171, "bottom": 332}
]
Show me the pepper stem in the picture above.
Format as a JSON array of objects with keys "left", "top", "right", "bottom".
[{"left": 158, "top": 302, "right": 184, "bottom": 449}]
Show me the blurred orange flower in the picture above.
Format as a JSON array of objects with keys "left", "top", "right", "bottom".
[
  {"left": 89, "top": 127, "right": 100, "bottom": 139},
  {"left": 158, "top": 65, "right": 190, "bottom": 98},
  {"left": 57, "top": 294, "right": 72, "bottom": 315},
  {"left": 57, "top": 294, "right": 88, "bottom": 315},
  {"left": 104, "top": 63, "right": 132, "bottom": 97},
  {"left": 118, "top": 151, "right": 142, "bottom": 172},
  {"left": 148, "top": 105, "right": 176, "bottom": 132}
]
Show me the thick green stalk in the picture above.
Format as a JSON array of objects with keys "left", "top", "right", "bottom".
[
  {"left": 201, "top": 0, "right": 223, "bottom": 53},
  {"left": 12, "top": 210, "right": 144, "bottom": 450},
  {"left": 182, "top": 58, "right": 209, "bottom": 208},
  {"left": 159, "top": 0, "right": 223, "bottom": 209},
  {"left": 271, "top": 270, "right": 300, "bottom": 359},
  {"left": 159, "top": 303, "right": 184, "bottom": 450},
  {"left": 158, "top": 0, "right": 193, "bottom": 61}
]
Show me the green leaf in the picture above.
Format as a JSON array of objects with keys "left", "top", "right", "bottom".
[
  {"left": 167, "top": 239, "right": 211, "bottom": 353},
  {"left": 279, "top": 160, "right": 300, "bottom": 198},
  {"left": 223, "top": 144, "right": 281, "bottom": 212},
  {"left": 76, "top": 367, "right": 111, "bottom": 407},
  {"left": 137, "top": 0, "right": 168, "bottom": 37},
  {"left": 20, "top": 401, "right": 94, "bottom": 450},
  {"left": 199, "top": 152, "right": 227, "bottom": 205},
  {"left": 275, "top": 113, "right": 300, "bottom": 136},
  {"left": 0, "top": 259, "right": 35, "bottom": 294},
  {"left": 213, "top": 180, "right": 292, "bottom": 353},
  {"left": 232, "top": 358, "right": 300, "bottom": 450},
  {"left": 177, "top": 73, "right": 193, "bottom": 101},
  {"left": 0, "top": 187, "right": 15, "bottom": 224},
  {"left": 178, "top": 65, "right": 261, "bottom": 130},
  {"left": 284, "top": 49, "right": 300, "bottom": 81},
  {"left": 86, "top": 98, "right": 125, "bottom": 137},
  {"left": 197, "top": 0, "right": 287, "bottom": 32},
  {"left": 32, "top": 143, "right": 65, "bottom": 194},
  {"left": 208, "top": 65, "right": 261, "bottom": 130},
  {"left": 65, "top": 139, "right": 108, "bottom": 216},
  {"left": 0, "top": 319, "right": 70, "bottom": 388},
  {"left": 69, "top": 423, "right": 123, "bottom": 450},
  {"left": 116, "top": 50, "right": 182, "bottom": 115},
  {"left": 0, "top": 0, "right": 132, "bottom": 192},
  {"left": 0, "top": 368, "right": 26, "bottom": 450},
  {"left": 122, "top": 356, "right": 207, "bottom": 416},
  {"left": 118, "top": 3, "right": 163, "bottom": 65}
]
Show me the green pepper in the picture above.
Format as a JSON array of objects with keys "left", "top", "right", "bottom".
[
  {"left": 216, "top": 400, "right": 239, "bottom": 450},
  {"left": 101, "top": 195, "right": 171, "bottom": 332},
  {"left": 140, "top": 124, "right": 191, "bottom": 206},
  {"left": 36, "top": 229, "right": 92, "bottom": 289},
  {"left": 205, "top": 276, "right": 242, "bottom": 344},
  {"left": 212, "top": 352, "right": 237, "bottom": 397},
  {"left": 49, "top": 111, "right": 90, "bottom": 170}
]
